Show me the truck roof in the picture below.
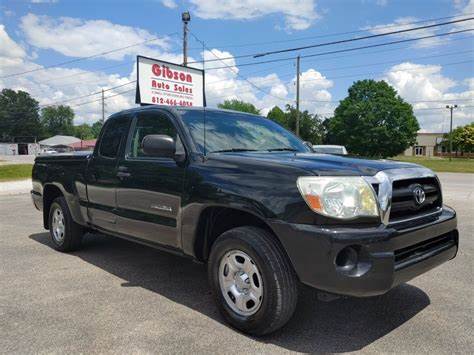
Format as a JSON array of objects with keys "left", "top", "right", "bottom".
[{"left": 108, "top": 105, "right": 261, "bottom": 120}]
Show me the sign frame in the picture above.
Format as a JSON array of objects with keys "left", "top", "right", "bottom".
[{"left": 135, "top": 55, "right": 206, "bottom": 107}]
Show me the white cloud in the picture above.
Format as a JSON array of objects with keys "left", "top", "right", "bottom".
[
  {"left": 0, "top": 25, "right": 26, "bottom": 60},
  {"left": 383, "top": 62, "right": 474, "bottom": 132},
  {"left": 463, "top": 77, "right": 474, "bottom": 90},
  {"left": 364, "top": 17, "right": 446, "bottom": 48},
  {"left": 188, "top": 0, "right": 320, "bottom": 30},
  {"left": 3, "top": 9, "right": 15, "bottom": 17},
  {"left": 19, "top": 13, "right": 172, "bottom": 61},
  {"left": 201, "top": 49, "right": 334, "bottom": 116},
  {"left": 375, "top": 0, "right": 388, "bottom": 6},
  {"left": 161, "top": 0, "right": 177, "bottom": 9},
  {"left": 0, "top": 25, "right": 137, "bottom": 124},
  {"left": 384, "top": 62, "right": 456, "bottom": 101},
  {"left": 453, "top": 0, "right": 474, "bottom": 32},
  {"left": 289, "top": 69, "right": 335, "bottom": 115},
  {"left": 31, "top": 0, "right": 58, "bottom": 3}
]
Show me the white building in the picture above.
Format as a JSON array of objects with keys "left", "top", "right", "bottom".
[
  {"left": 403, "top": 133, "right": 445, "bottom": 157},
  {"left": 0, "top": 142, "right": 40, "bottom": 155},
  {"left": 38, "top": 135, "right": 81, "bottom": 147}
]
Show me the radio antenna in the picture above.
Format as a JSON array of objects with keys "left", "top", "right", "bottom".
[
  {"left": 201, "top": 40, "right": 207, "bottom": 157},
  {"left": 203, "top": 106, "right": 207, "bottom": 157}
]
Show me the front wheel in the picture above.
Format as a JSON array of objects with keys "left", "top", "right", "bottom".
[
  {"left": 48, "top": 196, "right": 84, "bottom": 252},
  {"left": 208, "top": 226, "right": 298, "bottom": 335}
]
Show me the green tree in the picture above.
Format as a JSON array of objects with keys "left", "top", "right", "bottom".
[
  {"left": 266, "top": 105, "right": 324, "bottom": 144},
  {"left": 91, "top": 121, "right": 104, "bottom": 138},
  {"left": 41, "top": 105, "right": 75, "bottom": 137},
  {"left": 218, "top": 99, "right": 260, "bottom": 115},
  {"left": 74, "top": 124, "right": 94, "bottom": 140},
  {"left": 0, "top": 89, "right": 42, "bottom": 142},
  {"left": 443, "top": 122, "right": 474, "bottom": 153},
  {"left": 325, "top": 80, "right": 419, "bottom": 157},
  {"left": 267, "top": 106, "right": 287, "bottom": 127}
]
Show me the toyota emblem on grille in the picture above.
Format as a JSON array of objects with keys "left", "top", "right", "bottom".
[{"left": 413, "top": 185, "right": 426, "bottom": 205}]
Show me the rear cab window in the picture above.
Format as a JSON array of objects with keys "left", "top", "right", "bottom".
[{"left": 98, "top": 116, "right": 130, "bottom": 159}]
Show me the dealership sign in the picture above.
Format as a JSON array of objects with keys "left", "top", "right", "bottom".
[{"left": 136, "top": 55, "right": 205, "bottom": 107}]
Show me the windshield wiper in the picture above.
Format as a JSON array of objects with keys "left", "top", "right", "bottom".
[
  {"left": 267, "top": 147, "right": 298, "bottom": 152},
  {"left": 210, "top": 148, "right": 259, "bottom": 153}
]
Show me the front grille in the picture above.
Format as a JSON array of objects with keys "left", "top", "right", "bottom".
[
  {"left": 389, "top": 177, "right": 442, "bottom": 222},
  {"left": 394, "top": 231, "right": 457, "bottom": 270}
]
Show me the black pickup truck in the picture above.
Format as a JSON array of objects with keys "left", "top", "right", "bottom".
[{"left": 32, "top": 106, "right": 458, "bottom": 335}]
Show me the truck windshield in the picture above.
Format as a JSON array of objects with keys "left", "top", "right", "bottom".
[{"left": 179, "top": 110, "right": 310, "bottom": 154}]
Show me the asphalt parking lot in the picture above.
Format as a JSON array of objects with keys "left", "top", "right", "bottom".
[{"left": 1, "top": 173, "right": 473, "bottom": 354}]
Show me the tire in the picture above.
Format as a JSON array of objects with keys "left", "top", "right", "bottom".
[
  {"left": 48, "top": 196, "right": 84, "bottom": 252},
  {"left": 208, "top": 226, "right": 298, "bottom": 335}
]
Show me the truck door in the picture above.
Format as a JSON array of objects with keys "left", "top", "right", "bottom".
[
  {"left": 86, "top": 115, "right": 130, "bottom": 232},
  {"left": 115, "top": 110, "right": 186, "bottom": 248}
]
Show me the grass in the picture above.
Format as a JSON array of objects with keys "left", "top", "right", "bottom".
[
  {"left": 0, "top": 164, "right": 33, "bottom": 182},
  {"left": 394, "top": 156, "right": 474, "bottom": 173}
]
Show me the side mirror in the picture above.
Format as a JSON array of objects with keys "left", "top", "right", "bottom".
[{"left": 142, "top": 134, "right": 176, "bottom": 158}]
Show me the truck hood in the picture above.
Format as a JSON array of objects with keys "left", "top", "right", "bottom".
[{"left": 208, "top": 152, "right": 421, "bottom": 176}]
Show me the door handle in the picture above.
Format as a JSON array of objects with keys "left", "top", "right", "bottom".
[
  {"left": 117, "top": 171, "right": 131, "bottom": 179},
  {"left": 117, "top": 166, "right": 131, "bottom": 179}
]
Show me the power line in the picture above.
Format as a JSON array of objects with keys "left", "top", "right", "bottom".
[
  {"left": 39, "top": 53, "right": 473, "bottom": 108},
  {"left": 415, "top": 105, "right": 474, "bottom": 111},
  {"left": 188, "top": 13, "right": 474, "bottom": 50},
  {"left": 205, "top": 59, "right": 474, "bottom": 101},
  {"left": 272, "top": 105, "right": 474, "bottom": 118},
  {"left": 299, "top": 59, "right": 473, "bottom": 85},
  {"left": 39, "top": 81, "right": 136, "bottom": 107},
  {"left": 2, "top": 15, "right": 471, "bottom": 100},
  {"left": 70, "top": 88, "right": 135, "bottom": 108},
  {"left": 197, "top": 30, "right": 474, "bottom": 102},
  {"left": 21, "top": 60, "right": 135, "bottom": 86},
  {"left": 31, "top": 34, "right": 474, "bottom": 98},
  {"left": 24, "top": 33, "right": 473, "bottom": 96},
  {"left": 205, "top": 48, "right": 474, "bottom": 89},
  {"left": 16, "top": 32, "right": 473, "bottom": 104},
  {"left": 7, "top": 26, "right": 471, "bottom": 98},
  {"left": 187, "top": 17, "right": 474, "bottom": 64},
  {"left": 189, "top": 31, "right": 288, "bottom": 103},
  {"left": 23, "top": 24, "right": 474, "bottom": 109},
  {"left": 202, "top": 28, "right": 473, "bottom": 72},
  {"left": 0, "top": 32, "right": 178, "bottom": 79}
]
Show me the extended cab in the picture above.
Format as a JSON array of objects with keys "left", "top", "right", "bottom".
[{"left": 32, "top": 106, "right": 458, "bottom": 335}]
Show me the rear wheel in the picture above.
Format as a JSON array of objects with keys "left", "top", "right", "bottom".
[
  {"left": 48, "top": 197, "right": 83, "bottom": 252},
  {"left": 208, "top": 226, "right": 298, "bottom": 335}
]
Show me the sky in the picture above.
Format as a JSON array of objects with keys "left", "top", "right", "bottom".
[{"left": 0, "top": 0, "right": 473, "bottom": 132}]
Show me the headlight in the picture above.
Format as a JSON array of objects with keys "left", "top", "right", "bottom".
[{"left": 297, "top": 176, "right": 379, "bottom": 219}]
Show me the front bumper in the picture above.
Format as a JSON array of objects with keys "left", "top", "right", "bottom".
[
  {"left": 31, "top": 190, "right": 43, "bottom": 211},
  {"left": 270, "top": 206, "right": 458, "bottom": 297}
]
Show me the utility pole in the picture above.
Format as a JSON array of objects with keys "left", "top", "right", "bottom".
[
  {"left": 295, "top": 55, "right": 301, "bottom": 137},
  {"left": 446, "top": 104, "right": 458, "bottom": 161},
  {"left": 182, "top": 11, "right": 191, "bottom": 66},
  {"left": 101, "top": 89, "right": 105, "bottom": 123}
]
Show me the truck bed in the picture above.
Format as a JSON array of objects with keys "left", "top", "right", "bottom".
[{"left": 35, "top": 151, "right": 92, "bottom": 163}]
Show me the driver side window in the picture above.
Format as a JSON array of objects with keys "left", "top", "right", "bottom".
[{"left": 129, "top": 112, "right": 184, "bottom": 158}]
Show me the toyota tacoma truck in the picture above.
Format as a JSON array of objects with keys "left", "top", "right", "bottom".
[{"left": 31, "top": 106, "right": 459, "bottom": 335}]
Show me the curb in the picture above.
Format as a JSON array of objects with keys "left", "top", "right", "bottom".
[{"left": 0, "top": 179, "right": 32, "bottom": 196}]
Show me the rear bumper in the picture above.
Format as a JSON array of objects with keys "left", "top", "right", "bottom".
[{"left": 270, "top": 206, "right": 458, "bottom": 297}]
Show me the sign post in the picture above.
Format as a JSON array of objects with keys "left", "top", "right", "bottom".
[{"left": 136, "top": 55, "right": 205, "bottom": 107}]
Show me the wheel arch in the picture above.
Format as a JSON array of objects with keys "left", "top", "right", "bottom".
[
  {"left": 42, "top": 184, "right": 64, "bottom": 229},
  {"left": 192, "top": 206, "right": 291, "bottom": 265}
]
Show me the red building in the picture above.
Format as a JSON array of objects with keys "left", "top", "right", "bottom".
[{"left": 69, "top": 139, "right": 97, "bottom": 151}]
